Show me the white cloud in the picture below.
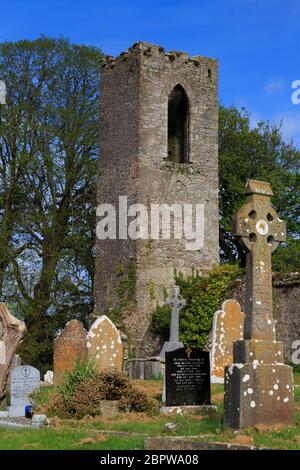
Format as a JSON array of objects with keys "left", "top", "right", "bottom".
[{"left": 264, "top": 78, "right": 285, "bottom": 94}]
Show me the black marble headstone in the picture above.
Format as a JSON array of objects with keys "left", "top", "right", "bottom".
[{"left": 165, "top": 347, "right": 211, "bottom": 406}]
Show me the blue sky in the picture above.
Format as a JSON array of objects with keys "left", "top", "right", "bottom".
[{"left": 1, "top": 0, "right": 300, "bottom": 146}]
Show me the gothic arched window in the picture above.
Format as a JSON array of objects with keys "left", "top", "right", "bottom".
[{"left": 167, "top": 85, "right": 189, "bottom": 163}]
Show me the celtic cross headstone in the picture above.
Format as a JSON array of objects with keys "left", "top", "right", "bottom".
[
  {"left": 160, "top": 286, "right": 186, "bottom": 358},
  {"left": 224, "top": 180, "right": 295, "bottom": 428},
  {"left": 233, "top": 179, "right": 286, "bottom": 340}
]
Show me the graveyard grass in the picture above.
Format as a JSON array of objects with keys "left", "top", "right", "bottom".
[{"left": 0, "top": 370, "right": 300, "bottom": 450}]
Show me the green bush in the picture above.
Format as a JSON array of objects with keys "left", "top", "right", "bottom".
[
  {"left": 61, "top": 358, "right": 96, "bottom": 400},
  {"left": 43, "top": 369, "right": 149, "bottom": 419},
  {"left": 293, "top": 364, "right": 300, "bottom": 374},
  {"left": 151, "top": 304, "right": 171, "bottom": 342},
  {"left": 151, "top": 264, "right": 243, "bottom": 348},
  {"left": 41, "top": 391, "right": 72, "bottom": 419},
  {"left": 118, "top": 389, "right": 149, "bottom": 413}
]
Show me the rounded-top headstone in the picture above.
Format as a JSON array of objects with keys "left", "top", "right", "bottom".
[
  {"left": 8, "top": 365, "right": 40, "bottom": 417},
  {"left": 53, "top": 319, "right": 87, "bottom": 385},
  {"left": 86, "top": 315, "right": 123, "bottom": 371}
]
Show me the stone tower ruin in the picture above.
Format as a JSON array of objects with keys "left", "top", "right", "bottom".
[{"left": 94, "top": 42, "right": 219, "bottom": 355}]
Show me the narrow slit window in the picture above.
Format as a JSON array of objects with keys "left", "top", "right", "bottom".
[{"left": 167, "top": 85, "right": 189, "bottom": 163}]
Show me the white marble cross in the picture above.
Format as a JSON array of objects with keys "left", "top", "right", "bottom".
[{"left": 166, "top": 286, "right": 186, "bottom": 343}]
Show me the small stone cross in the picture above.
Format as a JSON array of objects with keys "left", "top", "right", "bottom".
[
  {"left": 166, "top": 286, "right": 186, "bottom": 343},
  {"left": 21, "top": 366, "right": 31, "bottom": 378},
  {"left": 233, "top": 179, "right": 286, "bottom": 341}
]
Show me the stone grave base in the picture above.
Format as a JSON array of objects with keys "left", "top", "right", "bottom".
[
  {"left": 127, "top": 357, "right": 164, "bottom": 380},
  {"left": 160, "top": 341, "right": 184, "bottom": 359},
  {"left": 0, "top": 414, "right": 48, "bottom": 429},
  {"left": 160, "top": 405, "right": 217, "bottom": 415},
  {"left": 7, "top": 405, "right": 26, "bottom": 418},
  {"left": 224, "top": 363, "right": 295, "bottom": 428},
  {"left": 99, "top": 400, "right": 120, "bottom": 418}
]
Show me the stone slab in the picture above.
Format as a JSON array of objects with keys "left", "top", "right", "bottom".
[
  {"left": 0, "top": 419, "right": 31, "bottom": 429},
  {"left": 160, "top": 405, "right": 217, "bottom": 415},
  {"left": 211, "top": 299, "right": 244, "bottom": 383},
  {"left": 144, "top": 437, "right": 260, "bottom": 451}
]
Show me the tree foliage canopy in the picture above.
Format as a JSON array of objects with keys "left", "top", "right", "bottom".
[
  {"left": 0, "top": 36, "right": 103, "bottom": 371},
  {"left": 219, "top": 106, "right": 300, "bottom": 270}
]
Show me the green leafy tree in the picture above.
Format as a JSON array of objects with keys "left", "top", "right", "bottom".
[
  {"left": 219, "top": 106, "right": 300, "bottom": 270},
  {"left": 0, "top": 37, "right": 103, "bottom": 372}
]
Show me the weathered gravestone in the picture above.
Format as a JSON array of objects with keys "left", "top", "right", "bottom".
[
  {"left": 6, "top": 354, "right": 22, "bottom": 394},
  {"left": 224, "top": 180, "right": 295, "bottom": 428},
  {"left": 165, "top": 348, "right": 211, "bottom": 407},
  {"left": 54, "top": 320, "right": 87, "bottom": 385},
  {"left": 160, "top": 287, "right": 186, "bottom": 358},
  {"left": 8, "top": 365, "right": 40, "bottom": 417},
  {"left": 127, "top": 357, "right": 164, "bottom": 380},
  {"left": 211, "top": 300, "right": 244, "bottom": 383},
  {"left": 87, "top": 315, "right": 123, "bottom": 371},
  {"left": 11, "top": 354, "right": 21, "bottom": 369},
  {"left": 0, "top": 304, "right": 26, "bottom": 400},
  {"left": 44, "top": 370, "right": 54, "bottom": 385}
]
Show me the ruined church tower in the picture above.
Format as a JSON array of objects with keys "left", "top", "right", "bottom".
[{"left": 94, "top": 42, "right": 219, "bottom": 355}]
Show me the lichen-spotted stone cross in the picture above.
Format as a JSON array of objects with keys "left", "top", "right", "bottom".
[
  {"left": 166, "top": 286, "right": 186, "bottom": 343},
  {"left": 233, "top": 179, "right": 286, "bottom": 341}
]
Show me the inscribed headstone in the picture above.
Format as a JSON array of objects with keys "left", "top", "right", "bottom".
[
  {"left": 224, "top": 180, "right": 295, "bottom": 428},
  {"left": 8, "top": 365, "right": 40, "bottom": 417},
  {"left": 165, "top": 347, "right": 211, "bottom": 407}
]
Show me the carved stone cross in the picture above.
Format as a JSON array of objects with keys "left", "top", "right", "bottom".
[
  {"left": 166, "top": 286, "right": 186, "bottom": 344},
  {"left": 159, "top": 286, "right": 186, "bottom": 359},
  {"left": 233, "top": 179, "right": 286, "bottom": 341}
]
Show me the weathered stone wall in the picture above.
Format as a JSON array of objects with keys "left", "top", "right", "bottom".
[
  {"left": 226, "top": 273, "right": 300, "bottom": 363},
  {"left": 94, "top": 42, "right": 219, "bottom": 355}
]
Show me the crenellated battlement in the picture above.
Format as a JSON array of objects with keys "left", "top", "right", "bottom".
[{"left": 102, "top": 41, "right": 217, "bottom": 72}]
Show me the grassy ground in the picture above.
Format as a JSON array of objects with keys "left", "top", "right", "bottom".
[{"left": 0, "top": 371, "right": 299, "bottom": 450}]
